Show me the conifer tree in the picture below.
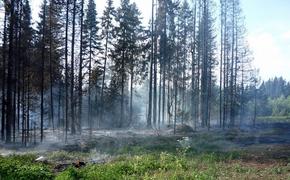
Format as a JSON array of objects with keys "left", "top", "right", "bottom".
[{"left": 83, "top": 0, "right": 101, "bottom": 132}]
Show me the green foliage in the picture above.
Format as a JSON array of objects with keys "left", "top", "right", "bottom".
[
  {"left": 55, "top": 152, "right": 189, "bottom": 180},
  {"left": 54, "top": 150, "right": 244, "bottom": 180},
  {"left": 116, "top": 136, "right": 180, "bottom": 155},
  {"left": 0, "top": 146, "right": 288, "bottom": 180},
  {"left": 269, "top": 96, "right": 290, "bottom": 116},
  {"left": 47, "top": 151, "right": 89, "bottom": 162},
  {"left": 55, "top": 167, "right": 80, "bottom": 180},
  {"left": 0, "top": 154, "right": 54, "bottom": 180}
]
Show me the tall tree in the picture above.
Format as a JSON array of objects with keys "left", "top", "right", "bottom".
[
  {"left": 47, "top": 0, "right": 63, "bottom": 131},
  {"left": 198, "top": 0, "right": 216, "bottom": 129},
  {"left": 190, "top": 0, "right": 198, "bottom": 129},
  {"left": 64, "top": 0, "right": 70, "bottom": 141},
  {"left": 70, "top": 0, "right": 77, "bottom": 134},
  {"left": 78, "top": 0, "right": 85, "bottom": 133},
  {"left": 147, "top": 0, "right": 155, "bottom": 128},
  {"left": 1, "top": 0, "right": 8, "bottom": 141},
  {"left": 100, "top": 0, "right": 116, "bottom": 124},
  {"left": 83, "top": 0, "right": 101, "bottom": 133},
  {"left": 112, "top": 0, "right": 143, "bottom": 127},
  {"left": 39, "top": 0, "right": 47, "bottom": 142},
  {"left": 21, "top": 0, "right": 33, "bottom": 144}
]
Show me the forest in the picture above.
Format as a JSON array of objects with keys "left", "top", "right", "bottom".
[{"left": 1, "top": 0, "right": 290, "bottom": 179}]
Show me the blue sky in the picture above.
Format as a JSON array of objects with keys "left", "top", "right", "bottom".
[
  {"left": 242, "top": 0, "right": 290, "bottom": 80},
  {"left": 31, "top": 0, "right": 290, "bottom": 80}
]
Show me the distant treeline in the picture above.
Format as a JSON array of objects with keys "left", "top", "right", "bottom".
[{"left": 255, "top": 77, "right": 290, "bottom": 117}]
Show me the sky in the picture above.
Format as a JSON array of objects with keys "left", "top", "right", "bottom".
[{"left": 31, "top": 0, "right": 290, "bottom": 81}]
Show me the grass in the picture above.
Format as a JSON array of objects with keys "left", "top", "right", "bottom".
[
  {"left": 0, "top": 154, "right": 54, "bottom": 180},
  {"left": 56, "top": 152, "right": 216, "bottom": 180},
  {"left": 257, "top": 116, "right": 290, "bottom": 121},
  {"left": 1, "top": 131, "right": 290, "bottom": 179},
  {"left": 47, "top": 150, "right": 90, "bottom": 162},
  {"left": 55, "top": 151, "right": 290, "bottom": 180}
]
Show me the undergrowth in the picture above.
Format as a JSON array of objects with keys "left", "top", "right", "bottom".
[{"left": 0, "top": 154, "right": 54, "bottom": 180}]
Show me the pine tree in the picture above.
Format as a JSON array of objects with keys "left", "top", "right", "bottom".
[
  {"left": 177, "top": 0, "right": 191, "bottom": 124},
  {"left": 112, "top": 0, "right": 144, "bottom": 127},
  {"left": 1, "top": 0, "right": 8, "bottom": 141},
  {"left": 83, "top": 0, "right": 101, "bottom": 133},
  {"left": 78, "top": 0, "right": 85, "bottom": 133},
  {"left": 20, "top": 0, "right": 33, "bottom": 144},
  {"left": 70, "top": 0, "right": 77, "bottom": 134},
  {"left": 39, "top": 0, "right": 48, "bottom": 142},
  {"left": 198, "top": 0, "right": 216, "bottom": 129},
  {"left": 100, "top": 0, "right": 116, "bottom": 124},
  {"left": 48, "top": 0, "right": 63, "bottom": 131},
  {"left": 147, "top": 0, "right": 155, "bottom": 128},
  {"left": 190, "top": 0, "right": 198, "bottom": 129},
  {"left": 64, "top": 0, "right": 70, "bottom": 142}
]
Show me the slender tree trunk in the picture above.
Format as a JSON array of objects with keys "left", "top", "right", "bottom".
[
  {"left": 191, "top": 1, "right": 197, "bottom": 130},
  {"left": 230, "top": 0, "right": 236, "bottom": 127},
  {"left": 153, "top": 25, "right": 158, "bottom": 128},
  {"left": 147, "top": 55, "right": 153, "bottom": 128},
  {"left": 40, "top": 1, "right": 47, "bottom": 142},
  {"left": 26, "top": 50, "right": 31, "bottom": 144},
  {"left": 6, "top": 0, "right": 16, "bottom": 143},
  {"left": 120, "top": 50, "right": 125, "bottom": 128},
  {"left": 219, "top": 0, "right": 224, "bottom": 128},
  {"left": 222, "top": 1, "right": 228, "bottom": 129},
  {"left": 1, "top": 6, "right": 8, "bottom": 141},
  {"left": 49, "top": 1, "right": 54, "bottom": 131},
  {"left": 88, "top": 40, "right": 92, "bottom": 135},
  {"left": 58, "top": 82, "right": 61, "bottom": 127},
  {"left": 158, "top": 65, "right": 162, "bottom": 129},
  {"left": 64, "top": 0, "right": 69, "bottom": 142},
  {"left": 174, "top": 77, "right": 177, "bottom": 134},
  {"left": 78, "top": 0, "right": 85, "bottom": 134},
  {"left": 253, "top": 81, "right": 257, "bottom": 127},
  {"left": 162, "top": 3, "right": 167, "bottom": 126},
  {"left": 147, "top": 0, "right": 154, "bottom": 129},
  {"left": 71, "top": 0, "right": 77, "bottom": 134},
  {"left": 100, "top": 29, "right": 109, "bottom": 124},
  {"left": 129, "top": 58, "right": 134, "bottom": 126}
]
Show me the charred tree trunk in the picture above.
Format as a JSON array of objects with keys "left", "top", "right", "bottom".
[
  {"left": 147, "top": 0, "right": 154, "bottom": 129},
  {"left": 70, "top": 0, "right": 77, "bottom": 134},
  {"left": 88, "top": 40, "right": 92, "bottom": 135},
  {"left": 191, "top": 1, "right": 197, "bottom": 130},
  {"left": 6, "top": 0, "right": 16, "bottom": 143},
  {"left": 49, "top": 1, "right": 54, "bottom": 131},
  {"left": 40, "top": 0, "right": 47, "bottom": 143},
  {"left": 1, "top": 4, "right": 8, "bottom": 141},
  {"left": 64, "top": 0, "right": 69, "bottom": 142},
  {"left": 78, "top": 0, "right": 85, "bottom": 134}
]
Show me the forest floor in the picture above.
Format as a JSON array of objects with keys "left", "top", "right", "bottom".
[{"left": 1, "top": 120, "right": 290, "bottom": 179}]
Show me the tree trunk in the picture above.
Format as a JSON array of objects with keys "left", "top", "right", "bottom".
[
  {"left": 40, "top": 0, "right": 46, "bottom": 142},
  {"left": 1, "top": 5, "right": 8, "bottom": 141},
  {"left": 88, "top": 40, "right": 92, "bottom": 135},
  {"left": 70, "top": 0, "right": 77, "bottom": 135},
  {"left": 147, "top": 0, "right": 154, "bottom": 129},
  {"left": 64, "top": 0, "right": 69, "bottom": 142},
  {"left": 49, "top": 2, "right": 54, "bottom": 131},
  {"left": 78, "top": 0, "right": 85, "bottom": 134}
]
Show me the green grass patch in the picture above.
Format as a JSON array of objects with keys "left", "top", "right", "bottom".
[
  {"left": 257, "top": 116, "right": 290, "bottom": 121},
  {"left": 1, "top": 131, "right": 290, "bottom": 179},
  {"left": 47, "top": 151, "right": 89, "bottom": 162},
  {"left": 56, "top": 152, "right": 207, "bottom": 180},
  {"left": 0, "top": 154, "right": 54, "bottom": 180},
  {"left": 55, "top": 151, "right": 245, "bottom": 180}
]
